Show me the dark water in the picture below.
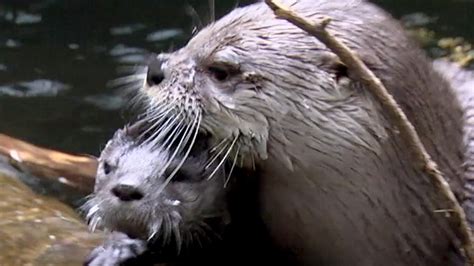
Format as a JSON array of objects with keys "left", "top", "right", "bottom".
[{"left": 0, "top": 0, "right": 473, "bottom": 156}]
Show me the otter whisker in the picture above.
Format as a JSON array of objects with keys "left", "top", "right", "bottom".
[
  {"left": 210, "top": 137, "right": 229, "bottom": 153},
  {"left": 143, "top": 98, "right": 175, "bottom": 121},
  {"left": 78, "top": 197, "right": 94, "bottom": 217},
  {"left": 208, "top": 134, "right": 238, "bottom": 180},
  {"left": 251, "top": 152, "right": 256, "bottom": 170},
  {"left": 108, "top": 76, "right": 147, "bottom": 99},
  {"left": 162, "top": 213, "right": 172, "bottom": 246},
  {"left": 169, "top": 210, "right": 183, "bottom": 254},
  {"left": 173, "top": 226, "right": 183, "bottom": 254},
  {"left": 113, "top": 80, "right": 145, "bottom": 94},
  {"left": 147, "top": 93, "right": 174, "bottom": 111},
  {"left": 107, "top": 73, "right": 147, "bottom": 87},
  {"left": 233, "top": 0, "right": 241, "bottom": 10},
  {"left": 199, "top": 220, "right": 220, "bottom": 241},
  {"left": 193, "top": 230, "right": 204, "bottom": 249},
  {"left": 142, "top": 116, "right": 174, "bottom": 144},
  {"left": 175, "top": 112, "right": 201, "bottom": 159},
  {"left": 81, "top": 193, "right": 96, "bottom": 201},
  {"left": 159, "top": 113, "right": 202, "bottom": 193},
  {"left": 161, "top": 114, "right": 199, "bottom": 181},
  {"left": 197, "top": 221, "right": 217, "bottom": 246},
  {"left": 184, "top": 5, "right": 204, "bottom": 33},
  {"left": 185, "top": 230, "right": 194, "bottom": 249},
  {"left": 143, "top": 112, "right": 179, "bottom": 145},
  {"left": 148, "top": 217, "right": 163, "bottom": 242},
  {"left": 83, "top": 198, "right": 106, "bottom": 226},
  {"left": 149, "top": 112, "right": 184, "bottom": 145},
  {"left": 125, "top": 93, "right": 150, "bottom": 113},
  {"left": 160, "top": 117, "right": 195, "bottom": 173},
  {"left": 148, "top": 96, "right": 175, "bottom": 116},
  {"left": 199, "top": 213, "right": 218, "bottom": 219},
  {"left": 144, "top": 105, "right": 169, "bottom": 123},
  {"left": 193, "top": 227, "right": 206, "bottom": 248},
  {"left": 144, "top": 96, "right": 171, "bottom": 118},
  {"left": 138, "top": 107, "right": 173, "bottom": 140},
  {"left": 161, "top": 121, "right": 185, "bottom": 150},
  {"left": 85, "top": 204, "right": 100, "bottom": 220},
  {"left": 208, "top": 0, "right": 215, "bottom": 23},
  {"left": 116, "top": 64, "right": 147, "bottom": 70},
  {"left": 104, "top": 69, "right": 148, "bottom": 111},
  {"left": 205, "top": 139, "right": 230, "bottom": 170},
  {"left": 146, "top": 102, "right": 175, "bottom": 125},
  {"left": 122, "top": 88, "right": 146, "bottom": 106},
  {"left": 89, "top": 215, "right": 102, "bottom": 232},
  {"left": 225, "top": 144, "right": 240, "bottom": 188},
  {"left": 137, "top": 106, "right": 174, "bottom": 138},
  {"left": 115, "top": 65, "right": 147, "bottom": 74}
]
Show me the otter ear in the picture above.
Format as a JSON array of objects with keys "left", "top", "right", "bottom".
[
  {"left": 332, "top": 60, "right": 348, "bottom": 83},
  {"left": 318, "top": 52, "right": 349, "bottom": 83}
]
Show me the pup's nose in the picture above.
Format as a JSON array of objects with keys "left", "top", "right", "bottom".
[
  {"left": 146, "top": 54, "right": 166, "bottom": 87},
  {"left": 111, "top": 184, "right": 144, "bottom": 201}
]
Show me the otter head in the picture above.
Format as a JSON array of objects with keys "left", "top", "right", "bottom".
[
  {"left": 83, "top": 122, "right": 229, "bottom": 251},
  {"left": 137, "top": 0, "right": 371, "bottom": 171}
]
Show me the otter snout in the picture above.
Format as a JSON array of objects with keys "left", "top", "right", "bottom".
[
  {"left": 111, "top": 184, "right": 144, "bottom": 201},
  {"left": 146, "top": 54, "right": 167, "bottom": 87}
]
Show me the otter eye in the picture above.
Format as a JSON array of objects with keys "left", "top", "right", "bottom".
[
  {"left": 208, "top": 66, "right": 230, "bottom": 81},
  {"left": 103, "top": 161, "right": 112, "bottom": 175}
]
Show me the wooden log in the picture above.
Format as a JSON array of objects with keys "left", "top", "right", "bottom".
[{"left": 0, "top": 133, "right": 97, "bottom": 193}]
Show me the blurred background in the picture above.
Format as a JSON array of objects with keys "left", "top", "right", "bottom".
[{"left": 0, "top": 0, "right": 473, "bottom": 157}]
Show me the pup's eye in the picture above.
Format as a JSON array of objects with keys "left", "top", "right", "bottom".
[
  {"left": 103, "top": 161, "right": 113, "bottom": 175},
  {"left": 208, "top": 66, "right": 229, "bottom": 81}
]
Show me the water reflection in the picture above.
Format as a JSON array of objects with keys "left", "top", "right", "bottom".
[
  {"left": 0, "top": 79, "right": 70, "bottom": 97},
  {"left": 4, "top": 10, "right": 42, "bottom": 24}
]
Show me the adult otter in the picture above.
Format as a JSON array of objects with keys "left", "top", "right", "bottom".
[{"left": 133, "top": 0, "right": 474, "bottom": 265}]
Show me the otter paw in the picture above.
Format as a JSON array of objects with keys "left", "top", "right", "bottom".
[{"left": 84, "top": 232, "right": 147, "bottom": 266}]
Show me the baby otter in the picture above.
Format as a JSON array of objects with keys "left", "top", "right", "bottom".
[{"left": 82, "top": 122, "right": 231, "bottom": 265}]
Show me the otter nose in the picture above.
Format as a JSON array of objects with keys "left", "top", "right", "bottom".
[
  {"left": 146, "top": 55, "right": 166, "bottom": 86},
  {"left": 111, "top": 184, "right": 144, "bottom": 201}
]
